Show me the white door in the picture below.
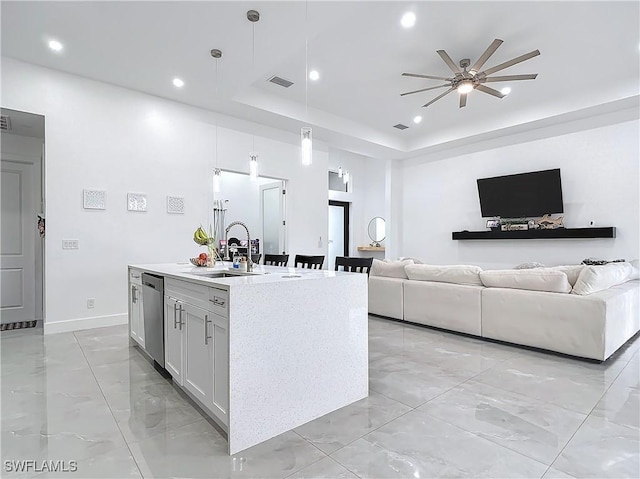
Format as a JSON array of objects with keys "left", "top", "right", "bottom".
[
  {"left": 1, "top": 160, "right": 35, "bottom": 323},
  {"left": 328, "top": 202, "right": 348, "bottom": 271},
  {"left": 260, "top": 182, "right": 286, "bottom": 255}
]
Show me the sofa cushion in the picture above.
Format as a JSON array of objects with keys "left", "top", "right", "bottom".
[
  {"left": 370, "top": 259, "right": 414, "bottom": 279},
  {"left": 572, "top": 262, "right": 634, "bottom": 295},
  {"left": 552, "top": 265, "right": 585, "bottom": 287},
  {"left": 480, "top": 268, "right": 572, "bottom": 293},
  {"left": 405, "top": 264, "right": 483, "bottom": 286},
  {"left": 630, "top": 259, "right": 640, "bottom": 280}
]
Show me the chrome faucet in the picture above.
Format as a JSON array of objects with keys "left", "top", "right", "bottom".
[{"left": 224, "top": 221, "right": 253, "bottom": 272}]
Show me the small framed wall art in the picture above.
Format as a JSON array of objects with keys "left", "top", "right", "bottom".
[
  {"left": 83, "top": 189, "right": 106, "bottom": 210},
  {"left": 167, "top": 196, "right": 185, "bottom": 214},
  {"left": 127, "top": 193, "right": 147, "bottom": 212}
]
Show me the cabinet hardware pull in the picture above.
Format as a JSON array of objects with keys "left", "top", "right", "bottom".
[
  {"left": 132, "top": 285, "right": 137, "bottom": 304},
  {"left": 173, "top": 302, "right": 178, "bottom": 329},
  {"left": 209, "top": 297, "right": 226, "bottom": 306},
  {"left": 205, "top": 314, "right": 212, "bottom": 345},
  {"left": 179, "top": 304, "right": 184, "bottom": 330}
]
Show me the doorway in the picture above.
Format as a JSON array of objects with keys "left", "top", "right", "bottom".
[
  {"left": 328, "top": 200, "right": 349, "bottom": 271},
  {"left": 0, "top": 108, "right": 45, "bottom": 326}
]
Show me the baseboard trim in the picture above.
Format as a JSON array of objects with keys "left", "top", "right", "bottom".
[{"left": 44, "top": 313, "right": 128, "bottom": 334}]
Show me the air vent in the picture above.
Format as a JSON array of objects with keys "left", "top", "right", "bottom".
[
  {"left": 0, "top": 115, "right": 11, "bottom": 132},
  {"left": 268, "top": 76, "right": 294, "bottom": 88},
  {"left": 393, "top": 123, "right": 409, "bottom": 130}
]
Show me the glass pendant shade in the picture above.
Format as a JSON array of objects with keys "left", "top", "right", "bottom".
[
  {"left": 338, "top": 166, "right": 343, "bottom": 178},
  {"left": 343, "top": 170, "right": 350, "bottom": 184},
  {"left": 249, "top": 154, "right": 258, "bottom": 180},
  {"left": 301, "top": 127, "right": 312, "bottom": 166},
  {"left": 213, "top": 168, "right": 221, "bottom": 193}
]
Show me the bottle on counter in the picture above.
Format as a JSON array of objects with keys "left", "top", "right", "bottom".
[{"left": 238, "top": 256, "right": 248, "bottom": 272}]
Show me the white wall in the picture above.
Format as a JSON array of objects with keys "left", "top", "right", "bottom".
[
  {"left": 398, "top": 116, "right": 639, "bottom": 269},
  {"left": 328, "top": 149, "right": 387, "bottom": 259},
  {"left": 2, "top": 58, "right": 329, "bottom": 332},
  {"left": 1, "top": 133, "right": 44, "bottom": 320}
]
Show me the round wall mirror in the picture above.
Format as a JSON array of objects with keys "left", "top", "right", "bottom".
[{"left": 367, "top": 217, "right": 386, "bottom": 246}]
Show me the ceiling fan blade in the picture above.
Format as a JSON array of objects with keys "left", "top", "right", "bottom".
[
  {"left": 402, "top": 73, "right": 453, "bottom": 81},
  {"left": 469, "top": 39, "right": 503, "bottom": 74},
  {"left": 481, "top": 50, "right": 541, "bottom": 76},
  {"left": 401, "top": 84, "right": 451, "bottom": 97},
  {"left": 459, "top": 93, "right": 467, "bottom": 108},
  {"left": 423, "top": 87, "right": 456, "bottom": 107},
  {"left": 483, "top": 74, "right": 538, "bottom": 82},
  {"left": 437, "top": 50, "right": 461, "bottom": 74},
  {"left": 476, "top": 84, "right": 505, "bottom": 98}
]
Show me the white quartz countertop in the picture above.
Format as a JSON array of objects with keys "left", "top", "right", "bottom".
[{"left": 129, "top": 262, "right": 355, "bottom": 289}]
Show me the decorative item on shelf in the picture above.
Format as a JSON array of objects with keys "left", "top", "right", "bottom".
[
  {"left": 538, "top": 214, "right": 564, "bottom": 229},
  {"left": 367, "top": 216, "right": 386, "bottom": 247},
  {"left": 500, "top": 219, "right": 529, "bottom": 231},
  {"left": 582, "top": 257, "right": 626, "bottom": 266},
  {"left": 486, "top": 219, "right": 501, "bottom": 230},
  {"left": 528, "top": 219, "right": 540, "bottom": 230}
]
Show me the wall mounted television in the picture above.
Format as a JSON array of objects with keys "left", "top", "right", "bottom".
[{"left": 477, "top": 168, "right": 564, "bottom": 218}]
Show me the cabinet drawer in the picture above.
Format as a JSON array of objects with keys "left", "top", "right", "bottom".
[
  {"left": 129, "top": 269, "right": 143, "bottom": 285},
  {"left": 166, "top": 278, "right": 211, "bottom": 311},
  {"left": 208, "top": 289, "right": 229, "bottom": 317}
]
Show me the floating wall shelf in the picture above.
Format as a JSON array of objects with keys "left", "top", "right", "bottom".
[
  {"left": 357, "top": 246, "right": 385, "bottom": 252},
  {"left": 452, "top": 227, "right": 616, "bottom": 240}
]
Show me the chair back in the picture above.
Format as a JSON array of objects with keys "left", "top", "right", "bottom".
[
  {"left": 335, "top": 256, "right": 374, "bottom": 276},
  {"left": 251, "top": 254, "right": 262, "bottom": 265},
  {"left": 264, "top": 254, "right": 289, "bottom": 267},
  {"left": 294, "top": 255, "right": 325, "bottom": 269}
]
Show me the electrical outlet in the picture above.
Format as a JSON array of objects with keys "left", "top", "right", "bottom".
[
  {"left": 62, "top": 239, "right": 79, "bottom": 250},
  {"left": 87, "top": 298, "right": 95, "bottom": 309}
]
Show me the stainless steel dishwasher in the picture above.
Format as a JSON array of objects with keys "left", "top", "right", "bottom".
[{"left": 142, "top": 273, "right": 165, "bottom": 368}]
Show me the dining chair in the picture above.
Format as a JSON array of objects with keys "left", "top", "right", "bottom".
[
  {"left": 264, "top": 254, "right": 289, "bottom": 267},
  {"left": 335, "top": 256, "right": 374, "bottom": 276},
  {"left": 294, "top": 255, "right": 325, "bottom": 269}
]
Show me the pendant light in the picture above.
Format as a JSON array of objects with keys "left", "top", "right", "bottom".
[
  {"left": 301, "top": 1, "right": 312, "bottom": 166},
  {"left": 248, "top": 10, "right": 260, "bottom": 178},
  {"left": 338, "top": 166, "right": 343, "bottom": 178},
  {"left": 212, "top": 48, "right": 222, "bottom": 193},
  {"left": 343, "top": 170, "right": 350, "bottom": 185}
]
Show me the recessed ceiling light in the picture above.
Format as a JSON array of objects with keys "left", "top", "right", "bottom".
[
  {"left": 501, "top": 87, "right": 512, "bottom": 95},
  {"left": 413, "top": 115, "right": 422, "bottom": 124},
  {"left": 309, "top": 70, "right": 320, "bottom": 81},
  {"left": 172, "top": 78, "right": 185, "bottom": 88},
  {"left": 401, "top": 12, "right": 416, "bottom": 28},
  {"left": 48, "top": 39, "right": 63, "bottom": 52}
]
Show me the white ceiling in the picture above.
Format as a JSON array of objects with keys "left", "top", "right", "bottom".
[{"left": 2, "top": 1, "right": 638, "bottom": 159}]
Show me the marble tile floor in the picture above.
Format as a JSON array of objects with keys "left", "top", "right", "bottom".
[{"left": 0, "top": 316, "right": 638, "bottom": 478}]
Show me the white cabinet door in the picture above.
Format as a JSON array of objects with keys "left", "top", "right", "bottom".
[
  {"left": 183, "top": 304, "right": 212, "bottom": 406},
  {"left": 164, "top": 296, "right": 184, "bottom": 385},
  {"left": 211, "top": 313, "right": 229, "bottom": 422},
  {"left": 130, "top": 283, "right": 143, "bottom": 346}
]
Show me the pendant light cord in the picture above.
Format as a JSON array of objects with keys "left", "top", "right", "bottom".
[
  {"left": 215, "top": 58, "right": 219, "bottom": 169},
  {"left": 305, "top": 0, "right": 308, "bottom": 119},
  {"left": 252, "top": 21, "right": 256, "bottom": 154}
]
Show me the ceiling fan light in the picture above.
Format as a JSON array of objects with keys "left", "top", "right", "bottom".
[
  {"left": 501, "top": 87, "right": 511, "bottom": 95},
  {"left": 457, "top": 81, "right": 473, "bottom": 94}
]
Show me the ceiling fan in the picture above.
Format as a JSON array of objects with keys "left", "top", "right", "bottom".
[{"left": 401, "top": 39, "right": 540, "bottom": 108}]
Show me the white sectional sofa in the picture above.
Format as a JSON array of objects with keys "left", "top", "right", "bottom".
[{"left": 368, "top": 259, "right": 640, "bottom": 361}]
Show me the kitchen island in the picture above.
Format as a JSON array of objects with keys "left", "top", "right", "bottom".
[{"left": 128, "top": 262, "right": 368, "bottom": 454}]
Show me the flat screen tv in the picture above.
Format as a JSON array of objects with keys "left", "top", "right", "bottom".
[{"left": 477, "top": 168, "right": 564, "bottom": 218}]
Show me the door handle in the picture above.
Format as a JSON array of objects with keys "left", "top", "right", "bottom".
[{"left": 204, "top": 314, "right": 212, "bottom": 345}]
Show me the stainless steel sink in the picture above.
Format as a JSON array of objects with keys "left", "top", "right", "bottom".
[{"left": 196, "top": 270, "right": 266, "bottom": 278}]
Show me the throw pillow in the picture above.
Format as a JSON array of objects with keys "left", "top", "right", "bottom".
[
  {"left": 552, "top": 265, "right": 585, "bottom": 287},
  {"left": 480, "top": 268, "right": 572, "bottom": 293},
  {"left": 405, "top": 264, "right": 483, "bottom": 285},
  {"left": 514, "top": 262, "right": 545, "bottom": 270},
  {"left": 370, "top": 259, "right": 414, "bottom": 279},
  {"left": 572, "top": 262, "right": 635, "bottom": 295}
]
